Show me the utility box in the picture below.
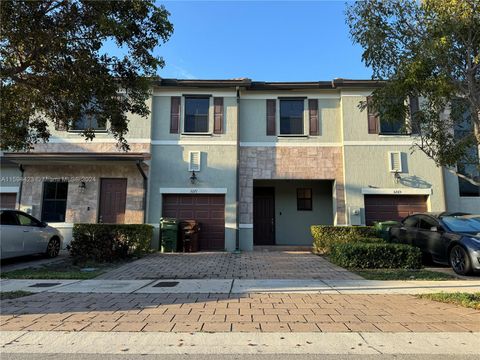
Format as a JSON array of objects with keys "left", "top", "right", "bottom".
[{"left": 348, "top": 207, "right": 362, "bottom": 226}]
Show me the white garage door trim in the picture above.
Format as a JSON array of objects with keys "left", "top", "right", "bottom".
[
  {"left": 361, "top": 188, "right": 432, "bottom": 195},
  {"left": 160, "top": 187, "right": 227, "bottom": 194}
]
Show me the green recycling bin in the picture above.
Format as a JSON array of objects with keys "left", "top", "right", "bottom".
[
  {"left": 374, "top": 221, "right": 401, "bottom": 242},
  {"left": 160, "top": 217, "right": 179, "bottom": 252}
]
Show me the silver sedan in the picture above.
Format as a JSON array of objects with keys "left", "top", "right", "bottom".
[{"left": 0, "top": 209, "right": 63, "bottom": 260}]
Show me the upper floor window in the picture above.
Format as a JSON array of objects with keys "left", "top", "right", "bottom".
[
  {"left": 367, "top": 96, "right": 414, "bottom": 135},
  {"left": 41, "top": 181, "right": 68, "bottom": 222},
  {"left": 280, "top": 99, "right": 304, "bottom": 135},
  {"left": 185, "top": 97, "right": 209, "bottom": 133},
  {"left": 379, "top": 117, "right": 405, "bottom": 134},
  {"left": 71, "top": 114, "right": 106, "bottom": 131}
]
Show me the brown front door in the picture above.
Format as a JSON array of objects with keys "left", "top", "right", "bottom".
[
  {"left": 98, "top": 178, "right": 127, "bottom": 223},
  {"left": 364, "top": 195, "right": 428, "bottom": 225},
  {"left": 0, "top": 193, "right": 16, "bottom": 209},
  {"left": 162, "top": 194, "right": 225, "bottom": 250},
  {"left": 253, "top": 187, "right": 275, "bottom": 245}
]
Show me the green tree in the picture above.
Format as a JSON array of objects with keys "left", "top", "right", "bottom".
[
  {"left": 347, "top": 0, "right": 480, "bottom": 185},
  {"left": 0, "top": 0, "right": 173, "bottom": 151}
]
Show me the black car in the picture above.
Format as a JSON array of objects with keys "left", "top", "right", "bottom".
[{"left": 389, "top": 213, "right": 480, "bottom": 275}]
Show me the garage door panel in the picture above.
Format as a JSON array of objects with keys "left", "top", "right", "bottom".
[
  {"left": 365, "top": 195, "right": 427, "bottom": 225},
  {"left": 162, "top": 194, "right": 225, "bottom": 250}
]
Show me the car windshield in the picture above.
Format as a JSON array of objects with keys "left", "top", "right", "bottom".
[{"left": 442, "top": 216, "right": 480, "bottom": 233}]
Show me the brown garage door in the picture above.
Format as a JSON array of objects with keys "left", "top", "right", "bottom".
[
  {"left": 162, "top": 194, "right": 225, "bottom": 250},
  {"left": 364, "top": 195, "right": 428, "bottom": 225},
  {"left": 0, "top": 193, "right": 16, "bottom": 209}
]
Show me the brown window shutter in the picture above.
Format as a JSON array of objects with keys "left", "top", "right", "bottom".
[
  {"left": 308, "top": 99, "right": 319, "bottom": 136},
  {"left": 367, "top": 96, "right": 379, "bottom": 134},
  {"left": 213, "top": 97, "right": 224, "bottom": 134},
  {"left": 170, "top": 97, "right": 180, "bottom": 133},
  {"left": 266, "top": 99, "right": 276, "bottom": 135},
  {"left": 409, "top": 96, "right": 420, "bottom": 134}
]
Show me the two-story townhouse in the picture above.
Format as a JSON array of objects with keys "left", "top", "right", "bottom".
[
  {"left": 2, "top": 77, "right": 478, "bottom": 250},
  {"left": 0, "top": 105, "right": 152, "bottom": 245},
  {"left": 148, "top": 78, "right": 479, "bottom": 251}
]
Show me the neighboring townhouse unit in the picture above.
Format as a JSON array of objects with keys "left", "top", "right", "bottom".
[
  {"left": 1, "top": 78, "right": 478, "bottom": 250},
  {"left": 0, "top": 105, "right": 152, "bottom": 245}
]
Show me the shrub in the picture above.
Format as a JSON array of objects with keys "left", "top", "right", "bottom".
[
  {"left": 329, "top": 242, "right": 422, "bottom": 269},
  {"left": 69, "top": 224, "right": 154, "bottom": 262},
  {"left": 311, "top": 225, "right": 380, "bottom": 254}
]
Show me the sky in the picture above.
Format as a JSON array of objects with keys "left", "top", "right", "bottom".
[{"left": 108, "top": 1, "right": 373, "bottom": 81}]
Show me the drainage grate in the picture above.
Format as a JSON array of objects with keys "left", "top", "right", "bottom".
[
  {"left": 153, "top": 281, "right": 179, "bottom": 288},
  {"left": 29, "top": 283, "right": 61, "bottom": 288}
]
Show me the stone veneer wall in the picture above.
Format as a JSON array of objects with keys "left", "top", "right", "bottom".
[
  {"left": 239, "top": 146, "right": 346, "bottom": 225},
  {"left": 21, "top": 164, "right": 145, "bottom": 223}
]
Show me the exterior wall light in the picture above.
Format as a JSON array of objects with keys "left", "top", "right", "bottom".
[
  {"left": 393, "top": 171, "right": 401, "bottom": 184},
  {"left": 190, "top": 171, "right": 197, "bottom": 184},
  {"left": 78, "top": 181, "right": 86, "bottom": 191}
]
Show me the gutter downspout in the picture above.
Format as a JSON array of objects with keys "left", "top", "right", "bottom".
[
  {"left": 136, "top": 160, "right": 148, "bottom": 223},
  {"left": 235, "top": 86, "right": 241, "bottom": 252},
  {"left": 17, "top": 164, "right": 24, "bottom": 210}
]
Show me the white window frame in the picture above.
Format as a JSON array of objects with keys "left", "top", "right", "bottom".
[
  {"left": 276, "top": 98, "right": 309, "bottom": 137},
  {"left": 181, "top": 96, "right": 213, "bottom": 135}
]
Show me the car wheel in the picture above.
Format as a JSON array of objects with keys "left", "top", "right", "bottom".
[
  {"left": 449, "top": 245, "right": 472, "bottom": 275},
  {"left": 46, "top": 237, "right": 60, "bottom": 258}
]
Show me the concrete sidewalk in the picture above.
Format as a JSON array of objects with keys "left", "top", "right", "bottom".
[
  {"left": 1, "top": 331, "right": 480, "bottom": 355},
  {"left": 1, "top": 278, "right": 479, "bottom": 294}
]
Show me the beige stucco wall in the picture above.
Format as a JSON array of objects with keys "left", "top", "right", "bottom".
[{"left": 20, "top": 164, "right": 145, "bottom": 224}]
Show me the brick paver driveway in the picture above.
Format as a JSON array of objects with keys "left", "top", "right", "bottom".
[
  {"left": 1, "top": 292, "right": 479, "bottom": 333},
  {"left": 97, "top": 251, "right": 361, "bottom": 280}
]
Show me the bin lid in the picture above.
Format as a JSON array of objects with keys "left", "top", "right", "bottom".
[{"left": 160, "top": 217, "right": 178, "bottom": 224}]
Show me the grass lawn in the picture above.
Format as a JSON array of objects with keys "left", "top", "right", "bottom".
[
  {"left": 418, "top": 292, "right": 480, "bottom": 310},
  {"left": 354, "top": 268, "right": 457, "bottom": 280},
  {"left": 0, "top": 291, "right": 33, "bottom": 300},
  {"left": 0, "top": 259, "right": 125, "bottom": 280}
]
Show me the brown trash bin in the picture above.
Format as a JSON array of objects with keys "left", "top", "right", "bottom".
[{"left": 179, "top": 220, "right": 200, "bottom": 252}]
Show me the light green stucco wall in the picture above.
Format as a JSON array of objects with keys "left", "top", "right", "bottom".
[
  {"left": 343, "top": 145, "right": 446, "bottom": 223},
  {"left": 239, "top": 97, "right": 341, "bottom": 144},
  {"left": 254, "top": 180, "right": 333, "bottom": 245},
  {"left": 443, "top": 169, "right": 480, "bottom": 213},
  {"left": 148, "top": 144, "right": 238, "bottom": 251}
]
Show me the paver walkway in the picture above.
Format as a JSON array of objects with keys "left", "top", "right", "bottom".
[
  {"left": 98, "top": 251, "right": 361, "bottom": 280},
  {"left": 1, "top": 292, "right": 479, "bottom": 333}
]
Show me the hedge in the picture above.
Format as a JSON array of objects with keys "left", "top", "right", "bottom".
[
  {"left": 311, "top": 225, "right": 381, "bottom": 254},
  {"left": 69, "top": 224, "right": 154, "bottom": 262},
  {"left": 329, "top": 242, "right": 422, "bottom": 269}
]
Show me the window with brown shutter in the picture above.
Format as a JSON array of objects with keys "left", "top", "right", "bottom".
[
  {"left": 213, "top": 97, "right": 223, "bottom": 134},
  {"left": 308, "top": 99, "right": 319, "bottom": 136},
  {"left": 170, "top": 96, "right": 180, "bottom": 133},
  {"left": 367, "top": 96, "right": 379, "bottom": 134},
  {"left": 266, "top": 99, "right": 276, "bottom": 135}
]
